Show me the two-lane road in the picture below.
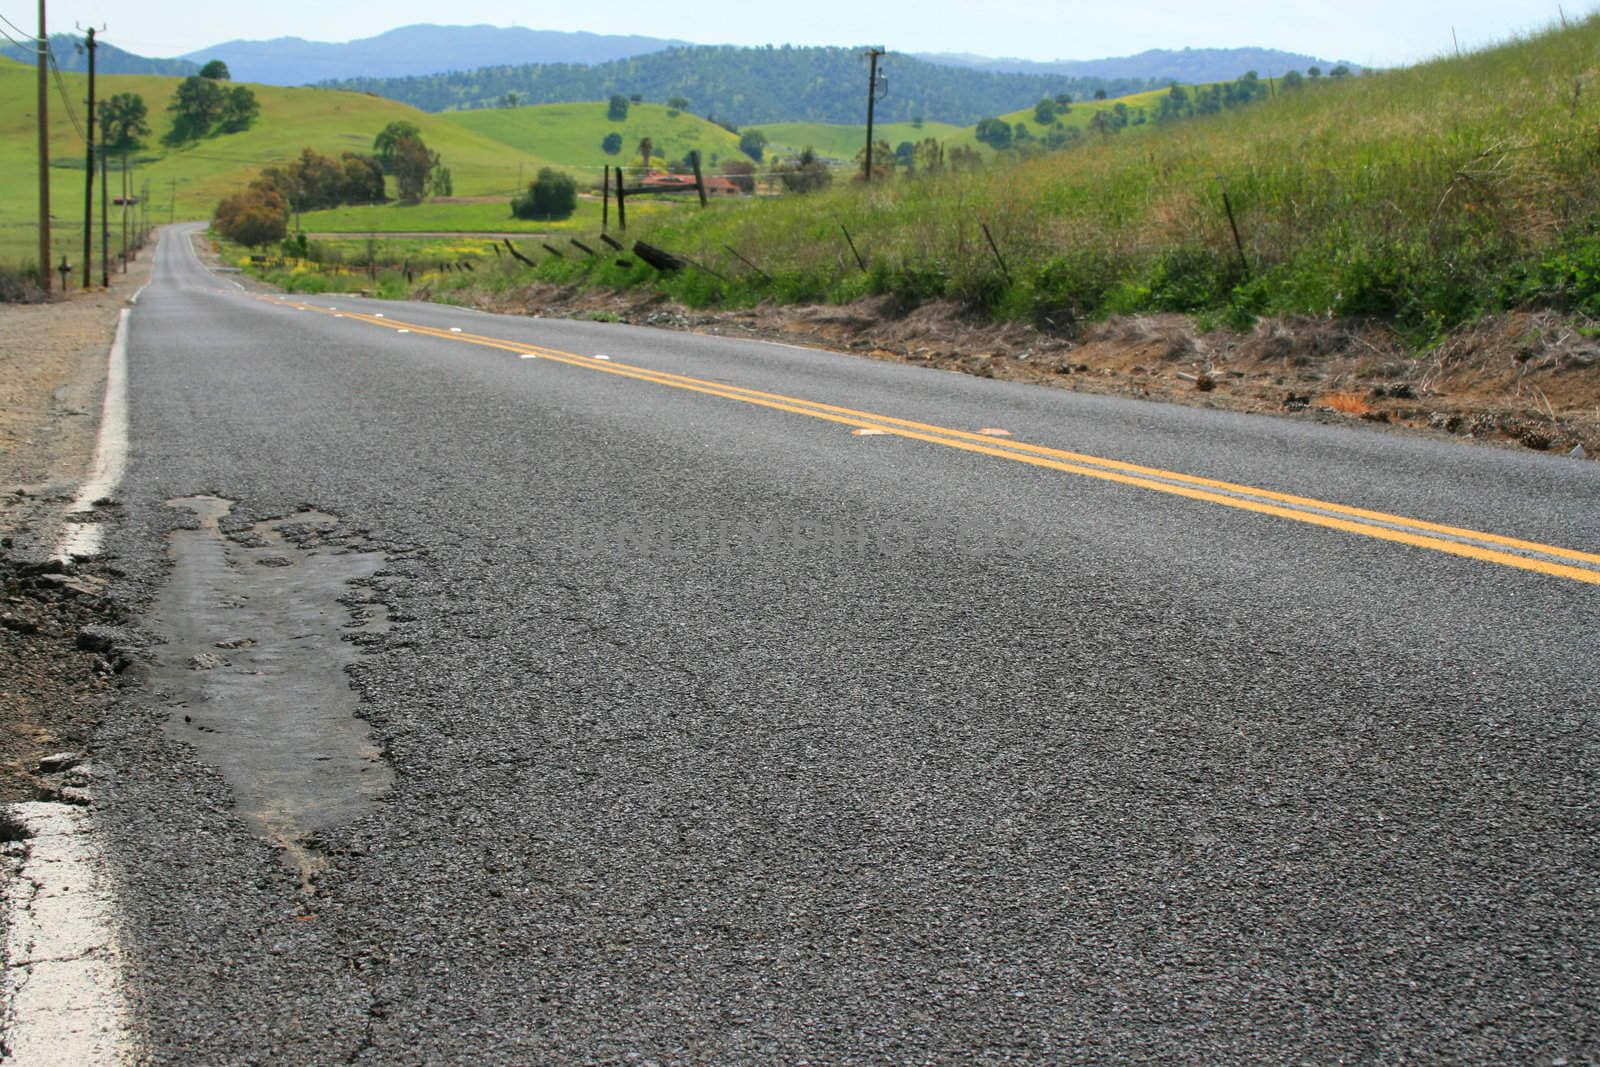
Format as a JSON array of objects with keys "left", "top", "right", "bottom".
[{"left": 86, "top": 223, "right": 1598, "bottom": 1062}]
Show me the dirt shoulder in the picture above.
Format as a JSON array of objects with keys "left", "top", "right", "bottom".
[
  {"left": 456, "top": 283, "right": 1600, "bottom": 459},
  {"left": 1, "top": 248, "right": 153, "bottom": 804}
]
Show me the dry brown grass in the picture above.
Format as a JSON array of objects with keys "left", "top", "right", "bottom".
[{"left": 1319, "top": 391, "right": 1373, "bottom": 415}]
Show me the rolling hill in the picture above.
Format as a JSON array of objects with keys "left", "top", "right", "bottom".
[
  {"left": 442, "top": 101, "right": 745, "bottom": 173},
  {"left": 317, "top": 46, "right": 1158, "bottom": 126},
  {"left": 0, "top": 57, "right": 560, "bottom": 265}
]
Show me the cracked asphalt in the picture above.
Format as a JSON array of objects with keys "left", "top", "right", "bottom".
[{"left": 83, "top": 224, "right": 1600, "bottom": 1063}]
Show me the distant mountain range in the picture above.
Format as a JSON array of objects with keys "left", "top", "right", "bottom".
[
  {"left": 1, "top": 24, "right": 1353, "bottom": 130},
  {"left": 915, "top": 47, "right": 1356, "bottom": 82},
  {"left": 1, "top": 32, "right": 198, "bottom": 75},
  {"left": 178, "top": 24, "right": 688, "bottom": 85}
]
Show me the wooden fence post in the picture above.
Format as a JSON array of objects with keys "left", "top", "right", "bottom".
[
  {"left": 1220, "top": 183, "right": 1249, "bottom": 278},
  {"left": 691, "top": 151, "right": 708, "bottom": 208},
  {"left": 981, "top": 223, "right": 1012, "bottom": 284},
  {"left": 840, "top": 224, "right": 867, "bottom": 271}
]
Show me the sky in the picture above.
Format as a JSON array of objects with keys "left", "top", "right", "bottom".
[{"left": 6, "top": 0, "right": 1591, "bottom": 69}]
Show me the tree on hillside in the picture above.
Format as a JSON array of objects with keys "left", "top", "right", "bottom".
[
  {"left": 1329, "top": 64, "right": 1351, "bottom": 78},
  {"left": 738, "top": 129, "right": 767, "bottom": 162},
  {"left": 391, "top": 135, "right": 438, "bottom": 202},
  {"left": 607, "top": 94, "right": 630, "bottom": 121},
  {"left": 601, "top": 132, "right": 623, "bottom": 154},
  {"left": 1281, "top": 70, "right": 1305, "bottom": 90},
  {"left": 217, "top": 85, "right": 259, "bottom": 134},
  {"left": 373, "top": 121, "right": 422, "bottom": 173},
  {"left": 1033, "top": 98, "right": 1057, "bottom": 125},
  {"left": 252, "top": 149, "right": 386, "bottom": 220},
  {"left": 340, "top": 153, "right": 387, "bottom": 204},
  {"left": 199, "top": 59, "right": 230, "bottom": 80},
  {"left": 666, "top": 95, "right": 689, "bottom": 114},
  {"left": 429, "top": 164, "right": 453, "bottom": 198},
  {"left": 97, "top": 93, "right": 150, "bottom": 161},
  {"left": 165, "top": 75, "right": 225, "bottom": 144},
  {"left": 974, "top": 117, "right": 1012, "bottom": 150}
]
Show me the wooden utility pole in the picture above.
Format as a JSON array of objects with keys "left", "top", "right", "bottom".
[
  {"left": 36, "top": 0, "right": 51, "bottom": 293},
  {"left": 863, "top": 48, "right": 885, "bottom": 183},
  {"left": 82, "top": 26, "right": 95, "bottom": 289},
  {"left": 100, "top": 148, "right": 109, "bottom": 286}
]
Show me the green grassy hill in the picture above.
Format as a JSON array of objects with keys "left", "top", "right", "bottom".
[
  {"left": 750, "top": 120, "right": 970, "bottom": 162},
  {"left": 0, "top": 57, "right": 558, "bottom": 266},
  {"left": 749, "top": 87, "right": 1176, "bottom": 163},
  {"left": 499, "top": 15, "right": 1600, "bottom": 344},
  {"left": 442, "top": 101, "right": 744, "bottom": 174}
]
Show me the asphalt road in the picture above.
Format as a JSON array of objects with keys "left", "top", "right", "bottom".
[{"left": 88, "top": 223, "right": 1598, "bottom": 1063}]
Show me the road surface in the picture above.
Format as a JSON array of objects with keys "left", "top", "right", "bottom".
[{"left": 75, "top": 224, "right": 1600, "bottom": 1062}]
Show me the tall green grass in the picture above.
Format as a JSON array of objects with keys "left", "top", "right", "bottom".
[{"left": 501, "top": 16, "right": 1600, "bottom": 344}]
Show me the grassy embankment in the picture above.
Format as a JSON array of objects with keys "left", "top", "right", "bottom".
[{"left": 427, "top": 17, "right": 1600, "bottom": 345}]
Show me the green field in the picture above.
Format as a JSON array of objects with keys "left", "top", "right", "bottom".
[
  {"left": 750, "top": 120, "right": 972, "bottom": 161},
  {"left": 453, "top": 15, "right": 1600, "bottom": 344},
  {"left": 0, "top": 56, "right": 558, "bottom": 267},
  {"left": 443, "top": 101, "right": 746, "bottom": 174}
]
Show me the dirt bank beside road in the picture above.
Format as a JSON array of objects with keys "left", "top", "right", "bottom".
[{"left": 454, "top": 282, "right": 1600, "bottom": 459}]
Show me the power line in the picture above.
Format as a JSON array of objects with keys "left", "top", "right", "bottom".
[
  {"left": 0, "top": 10, "right": 31, "bottom": 39},
  {"left": 46, "top": 42, "right": 86, "bottom": 144}
]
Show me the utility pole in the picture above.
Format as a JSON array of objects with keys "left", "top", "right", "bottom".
[
  {"left": 82, "top": 26, "right": 95, "bottom": 289},
  {"left": 36, "top": 0, "right": 51, "bottom": 293},
  {"left": 863, "top": 48, "right": 886, "bottom": 183},
  {"left": 120, "top": 153, "right": 129, "bottom": 270},
  {"left": 100, "top": 147, "right": 109, "bottom": 286}
]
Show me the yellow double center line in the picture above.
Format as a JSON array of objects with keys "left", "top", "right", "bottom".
[{"left": 268, "top": 297, "right": 1600, "bottom": 585}]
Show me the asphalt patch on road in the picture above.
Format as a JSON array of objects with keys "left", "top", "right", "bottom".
[{"left": 149, "top": 496, "right": 394, "bottom": 884}]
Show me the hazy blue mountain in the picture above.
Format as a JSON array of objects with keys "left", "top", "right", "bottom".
[
  {"left": 179, "top": 24, "right": 687, "bottom": 85},
  {"left": 1, "top": 32, "right": 198, "bottom": 75},
  {"left": 915, "top": 46, "right": 1359, "bottom": 82}
]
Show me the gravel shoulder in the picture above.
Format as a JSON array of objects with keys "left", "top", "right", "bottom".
[{"left": 0, "top": 250, "right": 152, "bottom": 804}]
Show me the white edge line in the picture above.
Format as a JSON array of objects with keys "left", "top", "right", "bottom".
[
  {"left": 53, "top": 309, "right": 131, "bottom": 563},
  {"left": 2, "top": 801, "right": 134, "bottom": 1065}
]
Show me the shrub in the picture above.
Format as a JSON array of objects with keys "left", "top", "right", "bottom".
[
  {"left": 511, "top": 169, "right": 578, "bottom": 220},
  {"left": 214, "top": 187, "right": 288, "bottom": 246}
]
